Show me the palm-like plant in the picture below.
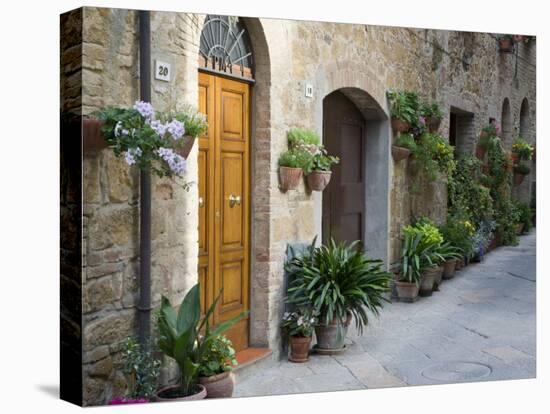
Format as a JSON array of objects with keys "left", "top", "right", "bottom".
[
  {"left": 157, "top": 284, "right": 247, "bottom": 397},
  {"left": 286, "top": 238, "right": 393, "bottom": 336}
]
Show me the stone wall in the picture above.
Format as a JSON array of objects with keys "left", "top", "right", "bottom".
[{"left": 66, "top": 7, "right": 536, "bottom": 405}]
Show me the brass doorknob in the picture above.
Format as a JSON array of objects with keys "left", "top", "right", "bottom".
[
  {"left": 228, "top": 194, "right": 241, "bottom": 207},
  {"left": 199, "top": 197, "right": 204, "bottom": 208}
]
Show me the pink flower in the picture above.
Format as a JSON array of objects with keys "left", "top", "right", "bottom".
[{"left": 419, "top": 116, "right": 426, "bottom": 125}]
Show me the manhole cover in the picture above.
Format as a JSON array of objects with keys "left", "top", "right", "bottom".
[{"left": 421, "top": 362, "right": 492, "bottom": 382}]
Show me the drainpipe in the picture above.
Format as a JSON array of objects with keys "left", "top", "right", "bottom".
[{"left": 138, "top": 10, "right": 152, "bottom": 348}]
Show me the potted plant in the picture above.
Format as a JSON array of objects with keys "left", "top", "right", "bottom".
[
  {"left": 155, "top": 285, "right": 247, "bottom": 402},
  {"left": 281, "top": 309, "right": 316, "bottom": 362},
  {"left": 420, "top": 102, "right": 443, "bottom": 133},
  {"left": 512, "top": 137, "right": 534, "bottom": 161},
  {"left": 305, "top": 147, "right": 339, "bottom": 191},
  {"left": 498, "top": 34, "right": 514, "bottom": 52},
  {"left": 512, "top": 199, "right": 533, "bottom": 235},
  {"left": 387, "top": 90, "right": 420, "bottom": 133},
  {"left": 471, "top": 220, "right": 496, "bottom": 262},
  {"left": 440, "top": 217, "right": 474, "bottom": 278},
  {"left": 392, "top": 133, "right": 416, "bottom": 162},
  {"left": 287, "top": 127, "right": 321, "bottom": 155},
  {"left": 434, "top": 242, "right": 462, "bottom": 283},
  {"left": 476, "top": 125, "right": 499, "bottom": 159},
  {"left": 396, "top": 232, "right": 429, "bottom": 302},
  {"left": 286, "top": 238, "right": 392, "bottom": 353},
  {"left": 197, "top": 335, "right": 238, "bottom": 399},
  {"left": 513, "top": 163, "right": 531, "bottom": 185},
  {"left": 278, "top": 148, "right": 312, "bottom": 191}
]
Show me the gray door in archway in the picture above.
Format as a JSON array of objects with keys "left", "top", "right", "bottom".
[{"left": 322, "top": 91, "right": 366, "bottom": 246}]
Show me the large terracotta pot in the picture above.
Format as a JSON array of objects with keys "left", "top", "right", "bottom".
[
  {"left": 314, "top": 313, "right": 352, "bottom": 351},
  {"left": 475, "top": 145, "right": 487, "bottom": 160},
  {"left": 420, "top": 267, "right": 438, "bottom": 296},
  {"left": 514, "top": 173, "right": 525, "bottom": 186},
  {"left": 395, "top": 280, "right": 419, "bottom": 303},
  {"left": 83, "top": 118, "right": 108, "bottom": 153},
  {"left": 391, "top": 118, "right": 410, "bottom": 133},
  {"left": 432, "top": 265, "right": 444, "bottom": 290},
  {"left": 279, "top": 166, "right": 303, "bottom": 191},
  {"left": 155, "top": 384, "right": 207, "bottom": 402},
  {"left": 427, "top": 116, "right": 441, "bottom": 133},
  {"left": 306, "top": 170, "right": 332, "bottom": 191},
  {"left": 442, "top": 258, "right": 457, "bottom": 280},
  {"left": 199, "top": 371, "right": 235, "bottom": 399},
  {"left": 392, "top": 145, "right": 411, "bottom": 162},
  {"left": 289, "top": 335, "right": 312, "bottom": 363}
]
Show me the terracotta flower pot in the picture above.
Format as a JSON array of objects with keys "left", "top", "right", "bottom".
[
  {"left": 511, "top": 153, "right": 520, "bottom": 165},
  {"left": 289, "top": 335, "right": 312, "bottom": 363},
  {"left": 199, "top": 371, "right": 235, "bottom": 399},
  {"left": 279, "top": 166, "right": 303, "bottom": 191},
  {"left": 515, "top": 222, "right": 525, "bottom": 235},
  {"left": 499, "top": 38, "right": 514, "bottom": 52},
  {"left": 155, "top": 384, "right": 207, "bottom": 402},
  {"left": 455, "top": 257, "right": 465, "bottom": 270},
  {"left": 314, "top": 313, "right": 352, "bottom": 351},
  {"left": 83, "top": 118, "right": 108, "bottom": 153},
  {"left": 427, "top": 116, "right": 441, "bottom": 133},
  {"left": 395, "top": 280, "right": 419, "bottom": 302},
  {"left": 392, "top": 145, "right": 411, "bottom": 162},
  {"left": 306, "top": 170, "right": 332, "bottom": 191},
  {"left": 420, "top": 267, "right": 438, "bottom": 296},
  {"left": 475, "top": 145, "right": 487, "bottom": 160},
  {"left": 174, "top": 135, "right": 197, "bottom": 159},
  {"left": 442, "top": 259, "right": 457, "bottom": 280},
  {"left": 479, "top": 131, "right": 489, "bottom": 140},
  {"left": 391, "top": 118, "right": 410, "bottom": 133},
  {"left": 481, "top": 164, "right": 490, "bottom": 175},
  {"left": 513, "top": 173, "right": 525, "bottom": 186},
  {"left": 432, "top": 266, "right": 444, "bottom": 291}
]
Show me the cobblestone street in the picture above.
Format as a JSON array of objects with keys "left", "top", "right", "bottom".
[{"left": 235, "top": 232, "right": 536, "bottom": 397}]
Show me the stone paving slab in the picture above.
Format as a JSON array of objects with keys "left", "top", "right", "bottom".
[{"left": 234, "top": 232, "right": 536, "bottom": 397}]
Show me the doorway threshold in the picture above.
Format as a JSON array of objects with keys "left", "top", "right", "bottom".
[{"left": 234, "top": 348, "right": 273, "bottom": 372}]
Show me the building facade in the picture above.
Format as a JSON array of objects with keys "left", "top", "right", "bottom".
[{"left": 60, "top": 7, "right": 536, "bottom": 405}]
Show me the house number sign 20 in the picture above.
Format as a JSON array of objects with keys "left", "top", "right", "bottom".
[{"left": 155, "top": 60, "right": 171, "bottom": 82}]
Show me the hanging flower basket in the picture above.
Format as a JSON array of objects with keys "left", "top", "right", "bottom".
[
  {"left": 499, "top": 37, "right": 514, "bottom": 53},
  {"left": 391, "top": 118, "right": 410, "bottom": 133},
  {"left": 475, "top": 145, "right": 487, "bottom": 160},
  {"left": 279, "top": 166, "right": 303, "bottom": 191},
  {"left": 513, "top": 173, "right": 525, "bottom": 186},
  {"left": 174, "top": 135, "right": 197, "bottom": 159},
  {"left": 306, "top": 170, "right": 332, "bottom": 191},
  {"left": 392, "top": 145, "right": 411, "bottom": 162},
  {"left": 83, "top": 118, "right": 108, "bottom": 153},
  {"left": 426, "top": 116, "right": 441, "bottom": 133}
]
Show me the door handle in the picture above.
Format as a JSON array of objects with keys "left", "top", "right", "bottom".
[
  {"left": 228, "top": 194, "right": 241, "bottom": 207},
  {"left": 199, "top": 197, "right": 204, "bottom": 208}
]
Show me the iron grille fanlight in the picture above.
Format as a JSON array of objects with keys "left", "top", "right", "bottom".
[{"left": 199, "top": 15, "right": 254, "bottom": 79}]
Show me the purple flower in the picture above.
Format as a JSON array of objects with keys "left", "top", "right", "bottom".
[
  {"left": 133, "top": 100, "right": 155, "bottom": 120},
  {"left": 124, "top": 147, "right": 142, "bottom": 166},
  {"left": 156, "top": 147, "right": 187, "bottom": 175},
  {"left": 151, "top": 120, "right": 167, "bottom": 137},
  {"left": 166, "top": 119, "right": 185, "bottom": 140}
]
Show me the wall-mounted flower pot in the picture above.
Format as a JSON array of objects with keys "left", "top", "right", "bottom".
[
  {"left": 427, "top": 116, "right": 441, "bottom": 133},
  {"left": 392, "top": 145, "right": 411, "bottom": 162},
  {"left": 199, "top": 371, "right": 235, "bottom": 398},
  {"left": 155, "top": 384, "right": 207, "bottom": 401},
  {"left": 391, "top": 118, "right": 410, "bottom": 133},
  {"left": 475, "top": 145, "right": 487, "bottom": 160},
  {"left": 442, "top": 258, "right": 457, "bottom": 280},
  {"left": 174, "top": 135, "right": 196, "bottom": 159},
  {"left": 288, "top": 335, "right": 312, "bottom": 363},
  {"left": 306, "top": 170, "right": 332, "bottom": 191},
  {"left": 83, "top": 118, "right": 108, "bottom": 153},
  {"left": 511, "top": 153, "right": 520, "bottom": 165},
  {"left": 395, "top": 280, "right": 419, "bottom": 302},
  {"left": 499, "top": 38, "right": 514, "bottom": 52},
  {"left": 279, "top": 166, "right": 303, "bottom": 191},
  {"left": 513, "top": 173, "right": 526, "bottom": 186}
]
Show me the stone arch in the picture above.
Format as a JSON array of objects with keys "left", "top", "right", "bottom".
[
  {"left": 519, "top": 98, "right": 530, "bottom": 138},
  {"left": 501, "top": 97, "right": 512, "bottom": 147},
  {"left": 318, "top": 68, "right": 391, "bottom": 265}
]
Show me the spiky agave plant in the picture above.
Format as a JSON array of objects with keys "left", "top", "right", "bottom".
[{"left": 285, "top": 238, "right": 393, "bottom": 336}]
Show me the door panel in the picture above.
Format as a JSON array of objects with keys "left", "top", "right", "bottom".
[
  {"left": 322, "top": 91, "right": 366, "bottom": 246},
  {"left": 199, "top": 72, "right": 250, "bottom": 351}
]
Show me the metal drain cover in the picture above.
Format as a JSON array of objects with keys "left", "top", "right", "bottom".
[{"left": 421, "top": 362, "right": 492, "bottom": 382}]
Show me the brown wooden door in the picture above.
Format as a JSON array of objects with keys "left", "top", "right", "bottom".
[
  {"left": 198, "top": 72, "right": 250, "bottom": 351},
  {"left": 322, "top": 91, "right": 366, "bottom": 246}
]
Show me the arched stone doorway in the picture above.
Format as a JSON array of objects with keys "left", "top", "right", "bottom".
[
  {"left": 519, "top": 98, "right": 530, "bottom": 138},
  {"left": 501, "top": 98, "right": 512, "bottom": 147},
  {"left": 321, "top": 87, "right": 390, "bottom": 263}
]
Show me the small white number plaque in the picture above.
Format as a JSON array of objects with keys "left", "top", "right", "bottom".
[
  {"left": 155, "top": 60, "right": 171, "bottom": 82},
  {"left": 305, "top": 83, "right": 314, "bottom": 98}
]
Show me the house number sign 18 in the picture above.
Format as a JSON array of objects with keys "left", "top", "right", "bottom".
[{"left": 155, "top": 60, "right": 171, "bottom": 82}]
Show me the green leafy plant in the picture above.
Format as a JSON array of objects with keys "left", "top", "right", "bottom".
[
  {"left": 278, "top": 148, "right": 313, "bottom": 169},
  {"left": 512, "top": 137, "right": 534, "bottom": 160},
  {"left": 197, "top": 335, "right": 237, "bottom": 378},
  {"left": 513, "top": 199, "right": 533, "bottom": 232},
  {"left": 286, "top": 238, "right": 393, "bottom": 335},
  {"left": 394, "top": 133, "right": 417, "bottom": 151},
  {"left": 156, "top": 285, "right": 247, "bottom": 397},
  {"left": 287, "top": 128, "right": 321, "bottom": 147},
  {"left": 281, "top": 309, "right": 316, "bottom": 338},
  {"left": 120, "top": 336, "right": 161, "bottom": 400},
  {"left": 399, "top": 230, "right": 440, "bottom": 285},
  {"left": 409, "top": 132, "right": 455, "bottom": 181},
  {"left": 440, "top": 215, "right": 476, "bottom": 258},
  {"left": 387, "top": 90, "right": 421, "bottom": 126},
  {"left": 513, "top": 163, "right": 531, "bottom": 175},
  {"left": 420, "top": 102, "right": 443, "bottom": 119},
  {"left": 480, "top": 123, "right": 500, "bottom": 139},
  {"left": 171, "top": 106, "right": 208, "bottom": 138},
  {"left": 305, "top": 147, "right": 339, "bottom": 173}
]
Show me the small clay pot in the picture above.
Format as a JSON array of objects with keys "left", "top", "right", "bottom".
[
  {"left": 432, "top": 266, "right": 444, "bottom": 291},
  {"left": 442, "top": 258, "right": 457, "bottom": 280},
  {"left": 391, "top": 118, "right": 410, "bottom": 133},
  {"left": 306, "top": 170, "right": 332, "bottom": 191},
  {"left": 289, "top": 335, "right": 312, "bottom": 363},
  {"left": 279, "top": 166, "right": 303, "bottom": 191},
  {"left": 395, "top": 280, "right": 419, "bottom": 302},
  {"left": 420, "top": 268, "right": 438, "bottom": 296},
  {"left": 199, "top": 371, "right": 235, "bottom": 399},
  {"left": 392, "top": 145, "right": 411, "bottom": 162},
  {"left": 155, "top": 384, "right": 207, "bottom": 402},
  {"left": 427, "top": 116, "right": 441, "bottom": 133}
]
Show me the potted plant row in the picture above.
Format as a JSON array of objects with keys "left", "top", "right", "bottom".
[{"left": 285, "top": 237, "right": 393, "bottom": 355}]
